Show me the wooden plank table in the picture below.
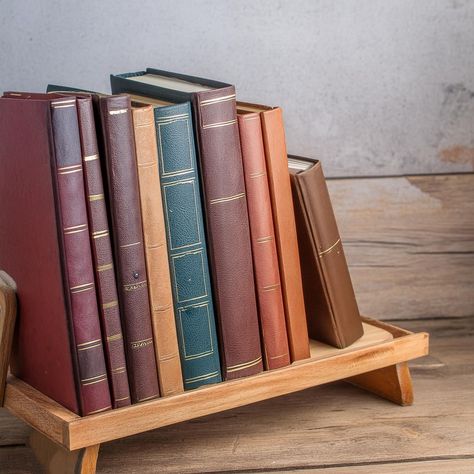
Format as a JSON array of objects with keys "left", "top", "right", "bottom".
[{"left": 0, "top": 316, "right": 471, "bottom": 472}]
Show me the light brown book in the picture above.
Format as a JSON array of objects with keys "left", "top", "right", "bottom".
[
  {"left": 131, "top": 104, "right": 184, "bottom": 396},
  {"left": 237, "top": 103, "right": 310, "bottom": 361}
]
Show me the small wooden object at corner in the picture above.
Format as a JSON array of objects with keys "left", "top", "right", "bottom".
[{"left": 0, "top": 270, "right": 17, "bottom": 407}]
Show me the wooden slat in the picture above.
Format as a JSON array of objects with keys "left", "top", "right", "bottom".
[
  {"left": 328, "top": 173, "right": 474, "bottom": 320},
  {"left": 4, "top": 378, "right": 79, "bottom": 446}
]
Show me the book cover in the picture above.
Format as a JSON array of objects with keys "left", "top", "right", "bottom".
[
  {"left": 0, "top": 93, "right": 111, "bottom": 415},
  {"left": 238, "top": 112, "right": 290, "bottom": 370},
  {"left": 130, "top": 97, "right": 222, "bottom": 390},
  {"left": 237, "top": 103, "right": 310, "bottom": 362},
  {"left": 131, "top": 104, "right": 184, "bottom": 396},
  {"left": 74, "top": 95, "right": 131, "bottom": 408},
  {"left": 99, "top": 95, "right": 160, "bottom": 402},
  {"left": 289, "top": 156, "right": 364, "bottom": 348}
]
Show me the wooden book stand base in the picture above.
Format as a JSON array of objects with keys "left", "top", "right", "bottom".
[{"left": 0, "top": 272, "right": 429, "bottom": 474}]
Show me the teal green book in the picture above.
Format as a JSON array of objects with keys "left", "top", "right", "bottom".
[{"left": 131, "top": 96, "right": 222, "bottom": 390}]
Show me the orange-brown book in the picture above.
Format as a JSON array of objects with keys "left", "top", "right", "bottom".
[
  {"left": 131, "top": 104, "right": 184, "bottom": 396},
  {"left": 237, "top": 103, "right": 310, "bottom": 362},
  {"left": 238, "top": 112, "right": 291, "bottom": 370}
]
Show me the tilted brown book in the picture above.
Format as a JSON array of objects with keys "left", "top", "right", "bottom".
[
  {"left": 131, "top": 104, "right": 184, "bottom": 396},
  {"left": 289, "top": 156, "right": 364, "bottom": 348},
  {"left": 237, "top": 103, "right": 310, "bottom": 362}
]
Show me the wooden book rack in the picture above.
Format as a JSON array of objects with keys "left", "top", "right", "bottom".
[{"left": 0, "top": 272, "right": 429, "bottom": 473}]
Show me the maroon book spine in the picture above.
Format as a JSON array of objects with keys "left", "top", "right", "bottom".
[
  {"left": 75, "top": 96, "right": 131, "bottom": 408},
  {"left": 99, "top": 95, "right": 160, "bottom": 403},
  {"left": 193, "top": 87, "right": 263, "bottom": 380},
  {"left": 50, "top": 97, "right": 112, "bottom": 415}
]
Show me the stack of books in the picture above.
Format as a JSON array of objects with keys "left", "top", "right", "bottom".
[{"left": 0, "top": 69, "right": 363, "bottom": 416}]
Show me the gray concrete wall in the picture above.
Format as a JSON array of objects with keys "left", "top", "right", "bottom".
[{"left": 1, "top": 0, "right": 473, "bottom": 177}]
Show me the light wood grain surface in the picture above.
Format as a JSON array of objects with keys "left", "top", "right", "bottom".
[
  {"left": 329, "top": 173, "right": 474, "bottom": 320},
  {"left": 0, "top": 317, "right": 472, "bottom": 473}
]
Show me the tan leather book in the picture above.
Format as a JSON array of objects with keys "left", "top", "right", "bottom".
[
  {"left": 238, "top": 112, "right": 291, "bottom": 370},
  {"left": 237, "top": 103, "right": 310, "bottom": 362},
  {"left": 289, "top": 156, "right": 364, "bottom": 348},
  {"left": 131, "top": 104, "right": 184, "bottom": 396}
]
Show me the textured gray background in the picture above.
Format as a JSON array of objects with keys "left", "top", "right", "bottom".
[{"left": 1, "top": 0, "right": 473, "bottom": 177}]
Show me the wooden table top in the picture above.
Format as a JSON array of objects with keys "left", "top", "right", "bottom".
[{"left": 0, "top": 316, "right": 472, "bottom": 473}]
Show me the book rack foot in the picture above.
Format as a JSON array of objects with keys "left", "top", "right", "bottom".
[
  {"left": 347, "top": 361, "right": 414, "bottom": 406},
  {"left": 1, "top": 276, "right": 428, "bottom": 474},
  {"left": 29, "top": 430, "right": 99, "bottom": 474}
]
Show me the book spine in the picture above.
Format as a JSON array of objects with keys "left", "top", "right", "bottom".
[
  {"left": 238, "top": 113, "right": 290, "bottom": 370},
  {"left": 153, "top": 102, "right": 222, "bottom": 390},
  {"left": 193, "top": 87, "right": 263, "bottom": 379},
  {"left": 260, "top": 108, "right": 310, "bottom": 361},
  {"left": 75, "top": 97, "right": 131, "bottom": 408},
  {"left": 49, "top": 98, "right": 112, "bottom": 415},
  {"left": 99, "top": 95, "right": 160, "bottom": 403},
  {"left": 131, "top": 105, "right": 184, "bottom": 396},
  {"left": 290, "top": 161, "right": 363, "bottom": 348}
]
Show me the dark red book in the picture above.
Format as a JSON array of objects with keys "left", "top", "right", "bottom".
[
  {"left": 0, "top": 92, "right": 112, "bottom": 415},
  {"left": 98, "top": 95, "right": 160, "bottom": 403},
  {"left": 74, "top": 95, "right": 131, "bottom": 408}
]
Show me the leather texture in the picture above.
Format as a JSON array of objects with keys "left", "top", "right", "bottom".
[
  {"left": 111, "top": 70, "right": 263, "bottom": 380},
  {"left": 289, "top": 157, "right": 364, "bottom": 348},
  {"left": 151, "top": 101, "right": 222, "bottom": 390},
  {"left": 238, "top": 104, "right": 310, "bottom": 361},
  {"left": 1, "top": 92, "right": 112, "bottom": 415},
  {"left": 131, "top": 104, "right": 184, "bottom": 396},
  {"left": 75, "top": 95, "right": 131, "bottom": 408},
  {"left": 238, "top": 113, "right": 290, "bottom": 370},
  {"left": 99, "top": 95, "right": 160, "bottom": 403}
]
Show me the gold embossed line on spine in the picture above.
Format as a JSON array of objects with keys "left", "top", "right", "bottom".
[
  {"left": 318, "top": 238, "right": 341, "bottom": 258},
  {"left": 209, "top": 192, "right": 245, "bottom": 205},
  {"left": 202, "top": 119, "right": 237, "bottom": 130},
  {"left": 226, "top": 356, "right": 263, "bottom": 374}
]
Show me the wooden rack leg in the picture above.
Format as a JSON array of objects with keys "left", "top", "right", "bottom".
[
  {"left": 29, "top": 429, "right": 100, "bottom": 474},
  {"left": 346, "top": 362, "right": 414, "bottom": 406}
]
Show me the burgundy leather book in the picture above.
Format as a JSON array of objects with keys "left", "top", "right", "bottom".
[
  {"left": 99, "top": 95, "right": 160, "bottom": 403},
  {"left": 0, "top": 93, "right": 112, "bottom": 415},
  {"left": 238, "top": 112, "right": 290, "bottom": 370},
  {"left": 110, "top": 70, "right": 263, "bottom": 380},
  {"left": 74, "top": 96, "right": 131, "bottom": 408}
]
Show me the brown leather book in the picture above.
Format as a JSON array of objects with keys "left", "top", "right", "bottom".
[
  {"left": 289, "top": 156, "right": 364, "bottom": 348},
  {"left": 237, "top": 112, "right": 290, "bottom": 370},
  {"left": 131, "top": 104, "right": 184, "bottom": 396},
  {"left": 74, "top": 95, "right": 131, "bottom": 408},
  {"left": 99, "top": 95, "right": 160, "bottom": 403},
  {"left": 0, "top": 92, "right": 112, "bottom": 415},
  {"left": 110, "top": 70, "right": 263, "bottom": 380},
  {"left": 237, "top": 103, "right": 310, "bottom": 362}
]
